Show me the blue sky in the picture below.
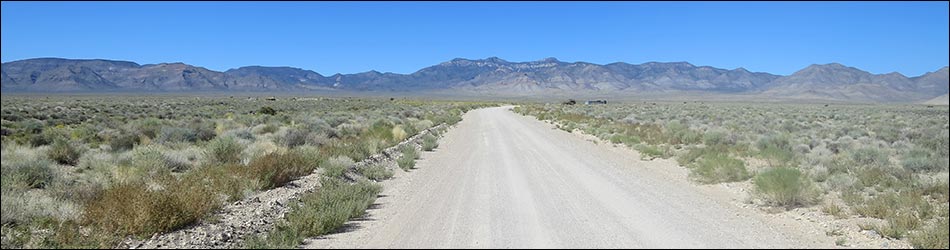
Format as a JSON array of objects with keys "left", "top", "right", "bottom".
[{"left": 2, "top": 1, "right": 948, "bottom": 76}]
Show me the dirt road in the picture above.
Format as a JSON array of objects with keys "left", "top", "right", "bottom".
[{"left": 302, "top": 106, "right": 825, "bottom": 248}]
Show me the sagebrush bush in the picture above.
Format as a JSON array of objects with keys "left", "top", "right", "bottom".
[
  {"left": 703, "top": 130, "right": 734, "bottom": 146},
  {"left": 1, "top": 189, "right": 81, "bottom": 225},
  {"left": 910, "top": 216, "right": 949, "bottom": 249},
  {"left": 321, "top": 156, "right": 354, "bottom": 179},
  {"left": 753, "top": 167, "right": 817, "bottom": 208},
  {"left": 850, "top": 147, "right": 890, "bottom": 168},
  {"left": 851, "top": 191, "right": 933, "bottom": 221},
  {"left": 205, "top": 136, "right": 244, "bottom": 164},
  {"left": 391, "top": 126, "right": 408, "bottom": 142},
  {"left": 901, "top": 147, "right": 945, "bottom": 173},
  {"left": 421, "top": 134, "right": 438, "bottom": 152},
  {"left": 156, "top": 127, "right": 197, "bottom": 144},
  {"left": 109, "top": 132, "right": 139, "bottom": 152},
  {"left": 83, "top": 181, "right": 218, "bottom": 237},
  {"left": 181, "top": 163, "right": 257, "bottom": 202},
  {"left": 396, "top": 145, "right": 418, "bottom": 171},
  {"left": 635, "top": 144, "right": 668, "bottom": 160},
  {"left": 2, "top": 146, "right": 56, "bottom": 189},
  {"left": 248, "top": 151, "right": 316, "bottom": 189},
  {"left": 245, "top": 178, "right": 381, "bottom": 248},
  {"left": 690, "top": 153, "right": 750, "bottom": 184},
  {"left": 281, "top": 128, "right": 310, "bottom": 148},
  {"left": 258, "top": 106, "right": 278, "bottom": 116},
  {"left": 356, "top": 162, "right": 393, "bottom": 181},
  {"left": 48, "top": 139, "right": 82, "bottom": 166}
]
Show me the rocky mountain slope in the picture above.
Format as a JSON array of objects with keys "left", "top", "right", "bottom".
[{"left": 2, "top": 57, "right": 947, "bottom": 103}]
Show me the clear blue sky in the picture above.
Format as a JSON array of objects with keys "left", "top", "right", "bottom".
[{"left": 2, "top": 1, "right": 948, "bottom": 76}]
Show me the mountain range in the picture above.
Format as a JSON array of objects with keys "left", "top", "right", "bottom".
[{"left": 2, "top": 57, "right": 947, "bottom": 103}]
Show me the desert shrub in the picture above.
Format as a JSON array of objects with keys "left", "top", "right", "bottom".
[
  {"left": 753, "top": 167, "right": 818, "bottom": 207},
  {"left": 47, "top": 139, "right": 82, "bottom": 166},
  {"left": 421, "top": 134, "right": 438, "bottom": 152},
  {"left": 281, "top": 129, "right": 310, "bottom": 148},
  {"left": 189, "top": 121, "right": 217, "bottom": 142},
  {"left": 1, "top": 190, "right": 81, "bottom": 226},
  {"left": 205, "top": 136, "right": 244, "bottom": 165},
  {"left": 258, "top": 106, "right": 278, "bottom": 116},
  {"left": 756, "top": 134, "right": 796, "bottom": 166},
  {"left": 83, "top": 181, "right": 217, "bottom": 237},
  {"left": 821, "top": 202, "right": 849, "bottom": 219},
  {"left": 181, "top": 164, "right": 257, "bottom": 202},
  {"left": 690, "top": 153, "right": 750, "bottom": 184},
  {"left": 2, "top": 148, "right": 55, "bottom": 189},
  {"left": 396, "top": 145, "right": 418, "bottom": 171},
  {"left": 411, "top": 120, "right": 435, "bottom": 133},
  {"left": 256, "top": 124, "right": 279, "bottom": 135},
  {"left": 852, "top": 192, "right": 933, "bottom": 221},
  {"left": 910, "top": 216, "right": 949, "bottom": 249},
  {"left": 391, "top": 125, "right": 408, "bottom": 142},
  {"left": 155, "top": 127, "right": 197, "bottom": 144},
  {"left": 677, "top": 146, "right": 728, "bottom": 166},
  {"left": 850, "top": 147, "right": 890, "bottom": 168},
  {"left": 131, "top": 118, "right": 164, "bottom": 139},
  {"left": 823, "top": 173, "right": 858, "bottom": 192},
  {"left": 366, "top": 120, "right": 395, "bottom": 142},
  {"left": 248, "top": 151, "right": 315, "bottom": 189},
  {"left": 124, "top": 145, "right": 180, "bottom": 177},
  {"left": 901, "top": 147, "right": 945, "bottom": 173},
  {"left": 356, "top": 162, "right": 393, "bottom": 181},
  {"left": 703, "top": 130, "right": 734, "bottom": 146},
  {"left": 106, "top": 131, "right": 138, "bottom": 152},
  {"left": 321, "top": 156, "right": 354, "bottom": 179},
  {"left": 245, "top": 178, "right": 381, "bottom": 248},
  {"left": 635, "top": 144, "right": 669, "bottom": 160},
  {"left": 610, "top": 134, "right": 641, "bottom": 146}
]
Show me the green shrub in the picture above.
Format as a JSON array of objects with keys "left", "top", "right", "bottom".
[
  {"left": 753, "top": 167, "right": 817, "bottom": 207},
  {"left": 258, "top": 106, "right": 278, "bottom": 116},
  {"left": 635, "top": 144, "right": 668, "bottom": 160},
  {"left": 901, "top": 148, "right": 945, "bottom": 173},
  {"left": 2, "top": 156, "right": 55, "bottom": 189},
  {"left": 155, "top": 127, "right": 197, "bottom": 144},
  {"left": 756, "top": 134, "right": 797, "bottom": 167},
  {"left": 421, "top": 134, "right": 438, "bottom": 152},
  {"left": 205, "top": 136, "right": 244, "bottom": 165},
  {"left": 821, "top": 202, "right": 849, "bottom": 219},
  {"left": 690, "top": 153, "right": 750, "bottom": 184},
  {"left": 281, "top": 129, "right": 310, "bottom": 148},
  {"left": 131, "top": 118, "right": 164, "bottom": 139},
  {"left": 47, "top": 139, "right": 82, "bottom": 166},
  {"left": 610, "top": 134, "right": 641, "bottom": 146},
  {"left": 910, "top": 217, "right": 949, "bottom": 249},
  {"left": 356, "top": 162, "right": 393, "bottom": 181},
  {"left": 677, "top": 146, "right": 727, "bottom": 166},
  {"left": 246, "top": 178, "right": 381, "bottom": 248},
  {"left": 180, "top": 163, "right": 257, "bottom": 203},
  {"left": 320, "top": 156, "right": 354, "bottom": 179},
  {"left": 850, "top": 147, "right": 890, "bottom": 168},
  {"left": 83, "top": 181, "right": 218, "bottom": 237},
  {"left": 396, "top": 145, "right": 418, "bottom": 171},
  {"left": 852, "top": 192, "right": 933, "bottom": 221},
  {"left": 248, "top": 151, "right": 316, "bottom": 190},
  {"left": 109, "top": 132, "right": 139, "bottom": 152},
  {"left": 875, "top": 213, "right": 922, "bottom": 239},
  {"left": 703, "top": 130, "right": 732, "bottom": 146}
]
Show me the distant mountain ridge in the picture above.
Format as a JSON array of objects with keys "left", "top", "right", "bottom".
[{"left": 2, "top": 57, "right": 947, "bottom": 103}]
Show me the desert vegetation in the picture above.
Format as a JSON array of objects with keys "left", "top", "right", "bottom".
[
  {"left": 0, "top": 95, "right": 490, "bottom": 248},
  {"left": 515, "top": 102, "right": 949, "bottom": 248}
]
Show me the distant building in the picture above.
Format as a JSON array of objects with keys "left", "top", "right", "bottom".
[{"left": 585, "top": 100, "right": 608, "bottom": 105}]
